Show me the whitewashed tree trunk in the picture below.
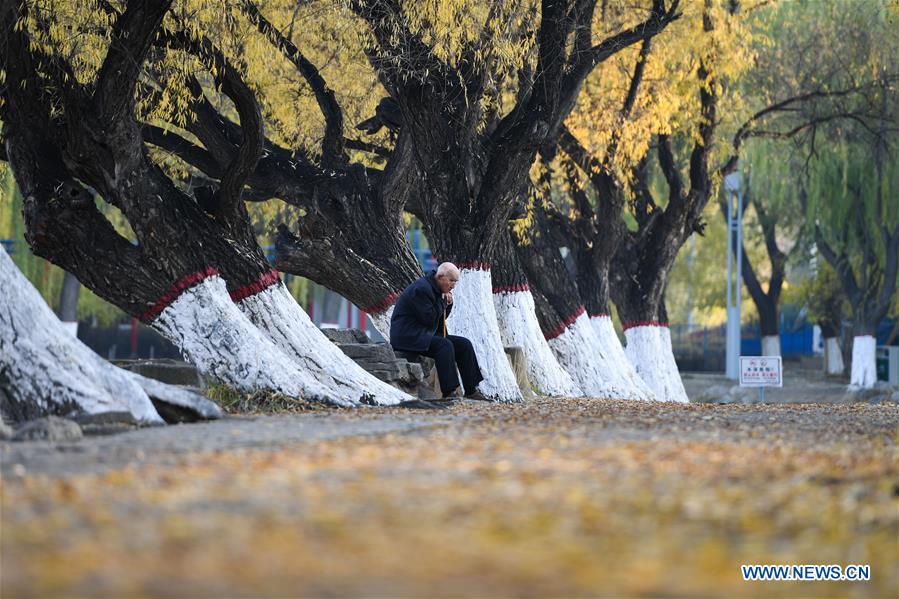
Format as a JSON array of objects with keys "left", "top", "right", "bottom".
[
  {"left": 761, "top": 335, "right": 781, "bottom": 357},
  {"left": 152, "top": 276, "right": 357, "bottom": 406},
  {"left": 367, "top": 304, "right": 394, "bottom": 339},
  {"left": 824, "top": 336, "right": 845, "bottom": 376},
  {"left": 0, "top": 249, "right": 218, "bottom": 424},
  {"left": 624, "top": 325, "right": 689, "bottom": 403},
  {"left": 590, "top": 315, "right": 655, "bottom": 400},
  {"left": 446, "top": 269, "right": 522, "bottom": 402},
  {"left": 849, "top": 335, "right": 877, "bottom": 389},
  {"left": 235, "top": 282, "right": 409, "bottom": 405},
  {"left": 658, "top": 327, "right": 689, "bottom": 402},
  {"left": 547, "top": 311, "right": 651, "bottom": 400},
  {"left": 493, "top": 289, "right": 581, "bottom": 397}
]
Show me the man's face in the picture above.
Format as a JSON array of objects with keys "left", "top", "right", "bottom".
[{"left": 437, "top": 271, "right": 459, "bottom": 293}]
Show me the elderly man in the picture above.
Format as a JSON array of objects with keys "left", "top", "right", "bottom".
[{"left": 390, "top": 263, "right": 489, "bottom": 402}]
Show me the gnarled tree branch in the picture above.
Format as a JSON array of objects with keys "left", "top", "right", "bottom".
[{"left": 237, "top": 0, "right": 346, "bottom": 162}]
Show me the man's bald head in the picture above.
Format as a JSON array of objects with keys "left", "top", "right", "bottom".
[
  {"left": 437, "top": 262, "right": 460, "bottom": 278},
  {"left": 435, "top": 262, "right": 460, "bottom": 293}
]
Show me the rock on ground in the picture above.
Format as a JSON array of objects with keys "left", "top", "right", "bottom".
[{"left": 12, "top": 416, "right": 83, "bottom": 442}]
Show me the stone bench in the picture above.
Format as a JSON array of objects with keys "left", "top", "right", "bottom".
[
  {"left": 323, "top": 329, "right": 534, "bottom": 400},
  {"left": 114, "top": 359, "right": 205, "bottom": 390},
  {"left": 322, "top": 329, "right": 438, "bottom": 398}
]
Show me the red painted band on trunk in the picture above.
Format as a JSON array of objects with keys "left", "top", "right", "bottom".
[
  {"left": 364, "top": 291, "right": 400, "bottom": 314},
  {"left": 140, "top": 267, "right": 219, "bottom": 322},
  {"left": 229, "top": 270, "right": 282, "bottom": 302},
  {"left": 544, "top": 305, "right": 586, "bottom": 340},
  {"left": 457, "top": 261, "right": 491, "bottom": 271},
  {"left": 622, "top": 320, "right": 669, "bottom": 331},
  {"left": 492, "top": 283, "right": 530, "bottom": 294},
  {"left": 589, "top": 312, "right": 610, "bottom": 319}
]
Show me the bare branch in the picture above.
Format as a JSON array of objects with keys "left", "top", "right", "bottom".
[
  {"left": 237, "top": 0, "right": 345, "bottom": 162},
  {"left": 717, "top": 80, "right": 898, "bottom": 177},
  {"left": 558, "top": 0, "right": 680, "bottom": 127},
  {"left": 155, "top": 27, "right": 264, "bottom": 214},
  {"left": 815, "top": 224, "right": 861, "bottom": 304},
  {"left": 143, "top": 125, "right": 219, "bottom": 173},
  {"left": 343, "top": 137, "right": 390, "bottom": 158},
  {"left": 93, "top": 0, "right": 174, "bottom": 124},
  {"left": 350, "top": 0, "right": 460, "bottom": 100},
  {"left": 656, "top": 134, "right": 684, "bottom": 202}
]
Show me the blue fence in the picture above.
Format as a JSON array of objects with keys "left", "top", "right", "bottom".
[
  {"left": 739, "top": 324, "right": 816, "bottom": 357},
  {"left": 405, "top": 228, "right": 437, "bottom": 272},
  {"left": 672, "top": 318, "right": 897, "bottom": 371}
]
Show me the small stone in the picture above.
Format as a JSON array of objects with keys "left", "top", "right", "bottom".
[
  {"left": 13, "top": 416, "right": 83, "bottom": 442},
  {"left": 72, "top": 411, "right": 139, "bottom": 426},
  {"left": 321, "top": 328, "right": 370, "bottom": 344},
  {"left": 114, "top": 359, "right": 204, "bottom": 387},
  {"left": 0, "top": 418, "right": 14, "bottom": 441},
  {"left": 338, "top": 344, "right": 395, "bottom": 361},
  {"left": 693, "top": 385, "right": 731, "bottom": 403}
]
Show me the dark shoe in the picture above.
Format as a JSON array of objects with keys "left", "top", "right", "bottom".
[{"left": 463, "top": 390, "right": 493, "bottom": 402}]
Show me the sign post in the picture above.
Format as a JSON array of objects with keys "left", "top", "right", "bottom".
[{"left": 739, "top": 356, "right": 783, "bottom": 402}]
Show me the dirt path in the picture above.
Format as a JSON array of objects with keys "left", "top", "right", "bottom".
[
  {"left": 681, "top": 363, "right": 859, "bottom": 404},
  {"left": 3, "top": 397, "right": 897, "bottom": 598}
]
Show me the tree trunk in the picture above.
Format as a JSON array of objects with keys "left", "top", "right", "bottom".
[
  {"left": 588, "top": 314, "right": 655, "bottom": 398},
  {"left": 575, "top": 253, "right": 613, "bottom": 318},
  {"left": 849, "top": 334, "right": 878, "bottom": 389},
  {"left": 819, "top": 320, "right": 845, "bottom": 376},
  {"left": 274, "top": 221, "right": 414, "bottom": 339},
  {"left": 492, "top": 230, "right": 581, "bottom": 397},
  {"left": 756, "top": 293, "right": 781, "bottom": 357},
  {"left": 761, "top": 334, "right": 781, "bottom": 357},
  {"left": 620, "top": 303, "right": 689, "bottom": 404},
  {"left": 233, "top": 275, "right": 411, "bottom": 404},
  {"left": 271, "top": 151, "right": 423, "bottom": 340},
  {"left": 0, "top": 249, "right": 221, "bottom": 424},
  {"left": 825, "top": 337, "right": 845, "bottom": 376},
  {"left": 567, "top": 204, "right": 653, "bottom": 399},
  {"left": 814, "top": 215, "right": 898, "bottom": 390},
  {"left": 147, "top": 273, "right": 354, "bottom": 405},
  {"left": 846, "top": 317, "right": 881, "bottom": 389},
  {"left": 513, "top": 207, "right": 653, "bottom": 400},
  {"left": 612, "top": 248, "right": 689, "bottom": 403},
  {"left": 446, "top": 266, "right": 523, "bottom": 402}
]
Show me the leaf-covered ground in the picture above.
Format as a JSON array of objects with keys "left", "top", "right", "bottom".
[{"left": 2, "top": 398, "right": 897, "bottom": 597}]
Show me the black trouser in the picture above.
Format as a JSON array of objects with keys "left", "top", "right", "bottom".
[{"left": 422, "top": 334, "right": 484, "bottom": 397}]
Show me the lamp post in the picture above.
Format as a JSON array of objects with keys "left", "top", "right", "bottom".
[{"left": 724, "top": 170, "right": 744, "bottom": 379}]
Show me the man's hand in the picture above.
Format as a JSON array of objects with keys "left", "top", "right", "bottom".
[{"left": 443, "top": 291, "right": 453, "bottom": 305}]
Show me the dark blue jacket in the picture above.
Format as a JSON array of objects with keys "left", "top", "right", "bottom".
[{"left": 390, "top": 270, "right": 452, "bottom": 352}]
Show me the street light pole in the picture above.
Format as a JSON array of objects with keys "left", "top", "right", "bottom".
[{"left": 724, "top": 171, "right": 744, "bottom": 379}]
